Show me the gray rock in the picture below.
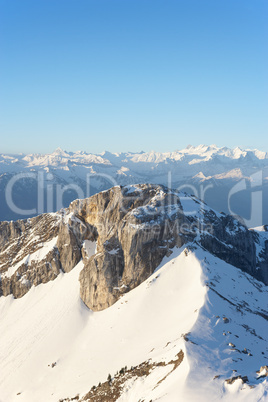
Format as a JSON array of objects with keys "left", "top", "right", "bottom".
[
  {"left": 0, "top": 211, "right": 95, "bottom": 298},
  {"left": 1, "top": 184, "right": 268, "bottom": 311}
]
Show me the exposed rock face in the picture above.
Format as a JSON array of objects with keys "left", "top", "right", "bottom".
[
  {"left": 0, "top": 212, "right": 95, "bottom": 298},
  {"left": 252, "top": 226, "right": 268, "bottom": 285},
  {"left": 0, "top": 184, "right": 267, "bottom": 310},
  {"left": 199, "top": 213, "right": 257, "bottom": 277},
  {"left": 256, "top": 365, "right": 268, "bottom": 378},
  {"left": 75, "top": 185, "right": 192, "bottom": 310},
  {"left": 71, "top": 184, "right": 267, "bottom": 311}
]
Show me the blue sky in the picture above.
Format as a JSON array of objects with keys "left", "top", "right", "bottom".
[{"left": 0, "top": 0, "right": 267, "bottom": 154}]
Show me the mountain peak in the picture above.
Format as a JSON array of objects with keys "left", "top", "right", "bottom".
[
  {"left": 53, "top": 147, "right": 68, "bottom": 156},
  {"left": 0, "top": 183, "right": 267, "bottom": 401}
]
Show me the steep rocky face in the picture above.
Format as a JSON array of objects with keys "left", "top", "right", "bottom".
[
  {"left": 257, "top": 243, "right": 268, "bottom": 284},
  {"left": 251, "top": 225, "right": 268, "bottom": 285},
  {"left": 198, "top": 213, "right": 257, "bottom": 277},
  {"left": 71, "top": 184, "right": 267, "bottom": 311},
  {"left": 75, "top": 185, "right": 193, "bottom": 310},
  {"left": 0, "top": 212, "right": 95, "bottom": 298},
  {"left": 0, "top": 184, "right": 267, "bottom": 310}
]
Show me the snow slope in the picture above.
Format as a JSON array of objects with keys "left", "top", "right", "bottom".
[{"left": 0, "top": 245, "right": 267, "bottom": 402}]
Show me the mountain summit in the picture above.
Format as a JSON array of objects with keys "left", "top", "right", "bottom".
[
  {"left": 1, "top": 183, "right": 267, "bottom": 306},
  {"left": 0, "top": 184, "right": 267, "bottom": 401}
]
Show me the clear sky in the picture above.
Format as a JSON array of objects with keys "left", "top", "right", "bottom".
[{"left": 0, "top": 0, "right": 267, "bottom": 154}]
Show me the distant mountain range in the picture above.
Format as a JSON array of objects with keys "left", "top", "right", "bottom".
[{"left": 1, "top": 145, "right": 268, "bottom": 225}]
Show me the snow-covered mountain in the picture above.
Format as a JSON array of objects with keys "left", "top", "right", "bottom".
[
  {"left": 0, "top": 184, "right": 267, "bottom": 401},
  {"left": 1, "top": 145, "right": 268, "bottom": 225},
  {"left": 1, "top": 246, "right": 268, "bottom": 402},
  {"left": 2, "top": 145, "right": 267, "bottom": 170}
]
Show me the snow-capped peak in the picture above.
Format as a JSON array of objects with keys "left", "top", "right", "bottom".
[{"left": 52, "top": 147, "right": 69, "bottom": 157}]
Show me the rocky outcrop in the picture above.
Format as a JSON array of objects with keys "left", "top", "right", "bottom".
[
  {"left": 0, "top": 184, "right": 267, "bottom": 310},
  {"left": 76, "top": 185, "right": 192, "bottom": 310},
  {"left": 71, "top": 185, "right": 267, "bottom": 311},
  {"left": 252, "top": 226, "right": 268, "bottom": 285},
  {"left": 256, "top": 365, "right": 268, "bottom": 378},
  {"left": 199, "top": 213, "right": 257, "bottom": 277},
  {"left": 0, "top": 212, "right": 95, "bottom": 298}
]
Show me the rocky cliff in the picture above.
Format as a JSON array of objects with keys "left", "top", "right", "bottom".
[{"left": 0, "top": 184, "right": 267, "bottom": 310}]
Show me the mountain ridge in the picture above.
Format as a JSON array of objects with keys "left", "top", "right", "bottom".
[
  {"left": 0, "top": 238, "right": 267, "bottom": 401},
  {"left": 1, "top": 144, "right": 268, "bottom": 168},
  {"left": 1, "top": 184, "right": 267, "bottom": 308},
  {"left": 0, "top": 183, "right": 267, "bottom": 401},
  {"left": 1, "top": 144, "right": 268, "bottom": 225}
]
